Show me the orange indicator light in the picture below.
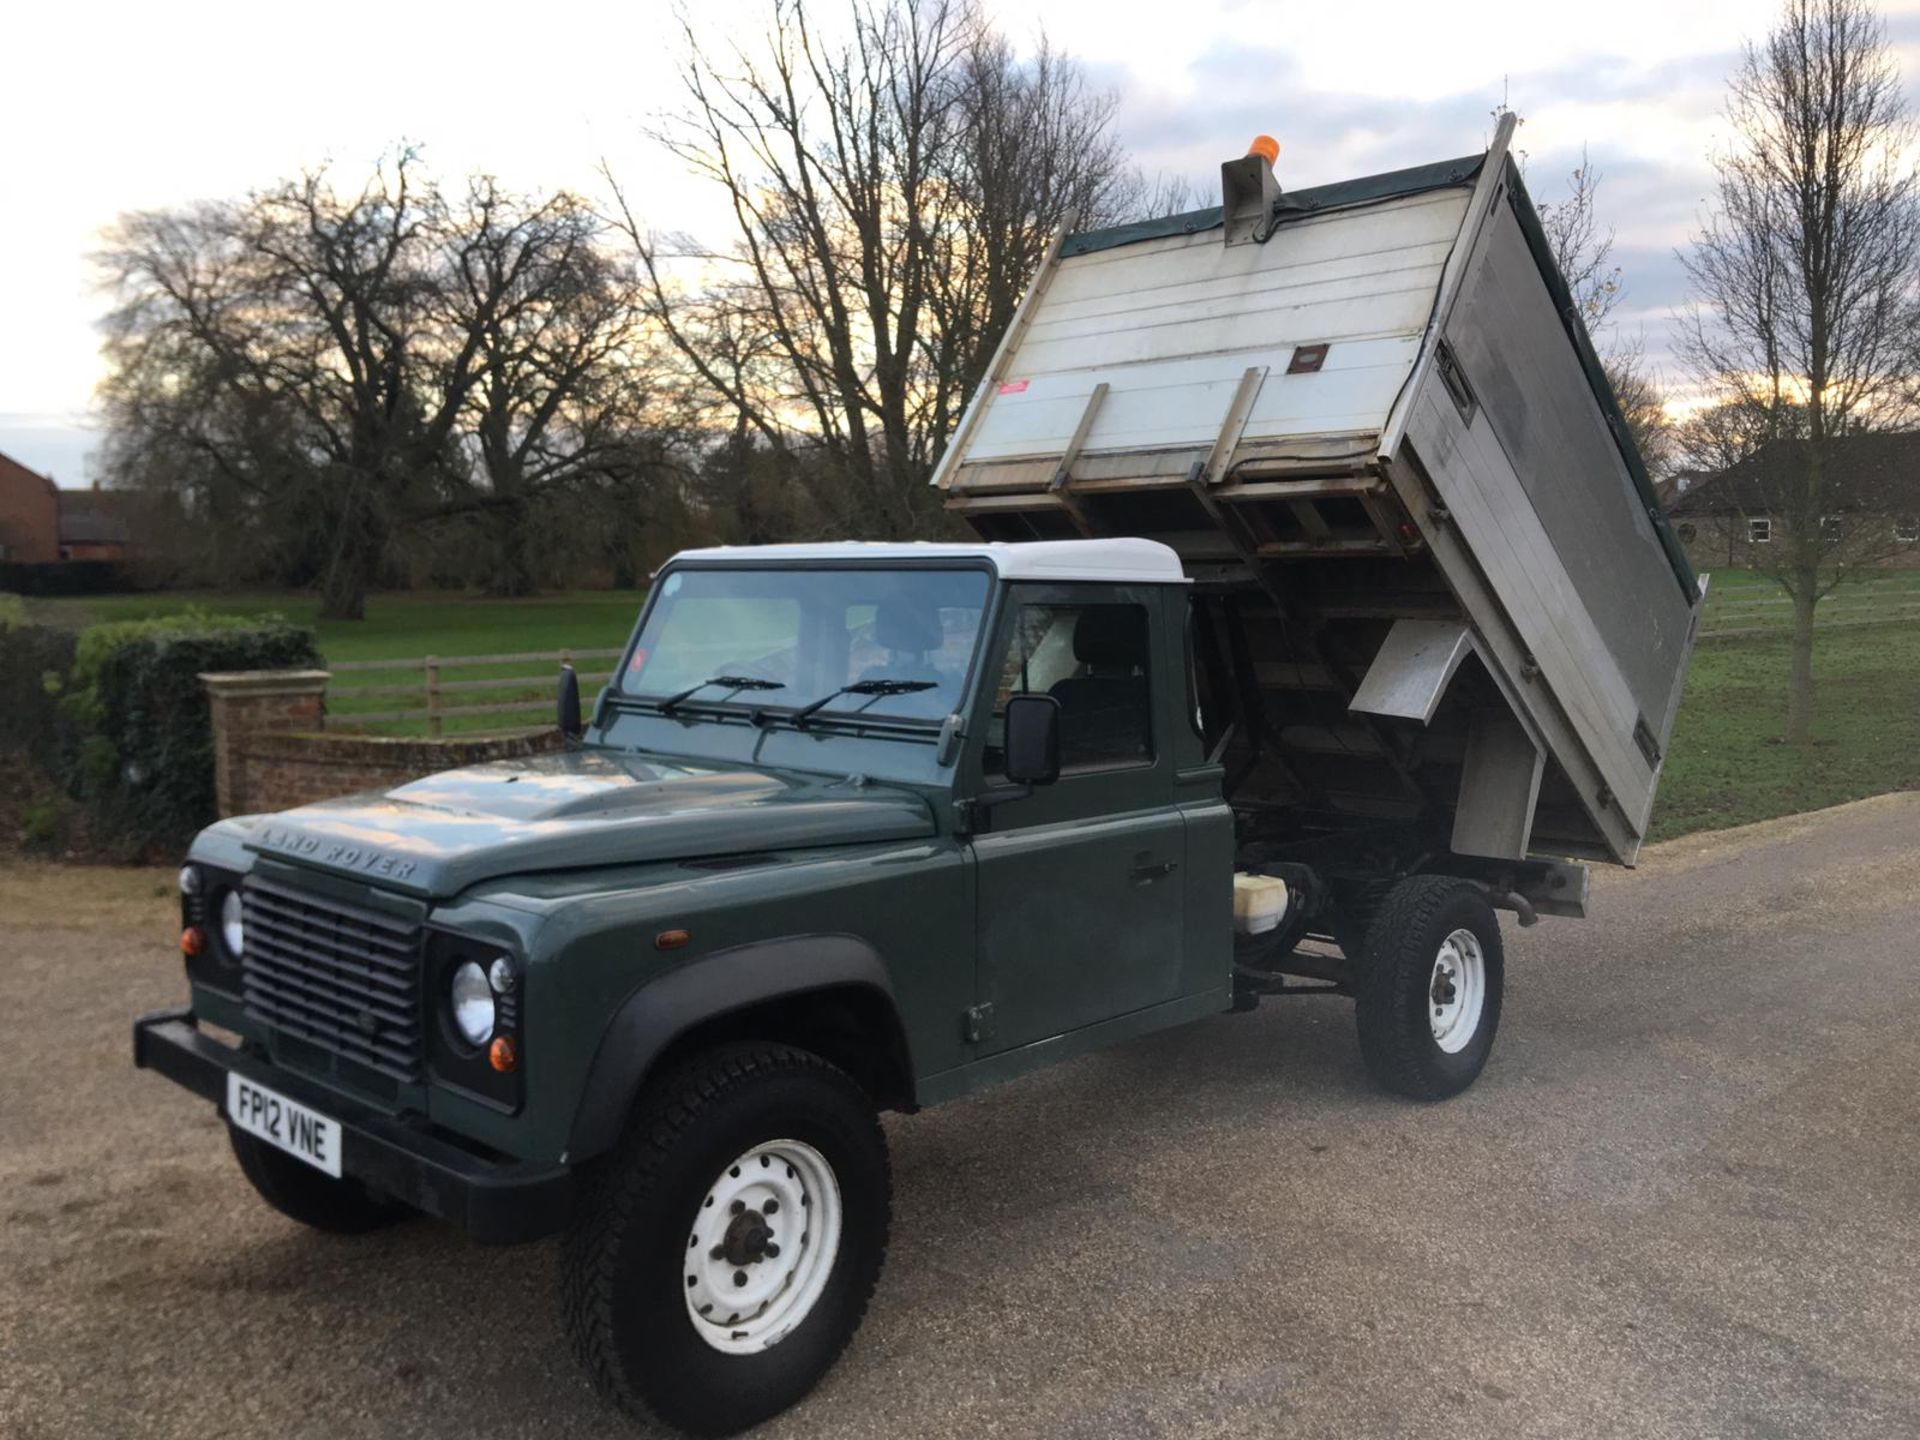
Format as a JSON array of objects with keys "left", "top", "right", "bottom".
[
  {"left": 1248, "top": 134, "right": 1280, "bottom": 167},
  {"left": 180, "top": 926, "right": 206, "bottom": 957},
  {"left": 655, "top": 929, "right": 691, "bottom": 951},
  {"left": 489, "top": 1036, "right": 518, "bottom": 1073}
]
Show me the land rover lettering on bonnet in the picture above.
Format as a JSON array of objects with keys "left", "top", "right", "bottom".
[
  {"left": 133, "top": 120, "right": 1699, "bottom": 1437},
  {"left": 254, "top": 826, "right": 417, "bottom": 880}
]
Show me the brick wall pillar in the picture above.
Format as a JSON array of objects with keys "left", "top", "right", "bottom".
[{"left": 200, "top": 669, "right": 331, "bottom": 818}]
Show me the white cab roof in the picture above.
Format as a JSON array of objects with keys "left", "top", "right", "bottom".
[{"left": 668, "top": 538, "right": 1189, "bottom": 585}]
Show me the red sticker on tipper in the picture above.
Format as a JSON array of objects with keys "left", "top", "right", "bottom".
[{"left": 997, "top": 378, "right": 1030, "bottom": 394}]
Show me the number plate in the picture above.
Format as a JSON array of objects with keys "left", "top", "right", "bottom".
[{"left": 227, "top": 1073, "right": 342, "bottom": 1178}]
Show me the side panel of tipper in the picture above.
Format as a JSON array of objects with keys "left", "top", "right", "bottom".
[
  {"left": 1385, "top": 186, "right": 1704, "bottom": 858},
  {"left": 1445, "top": 201, "right": 1697, "bottom": 752}
]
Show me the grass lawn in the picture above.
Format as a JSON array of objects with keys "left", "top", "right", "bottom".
[{"left": 1650, "top": 616, "right": 1920, "bottom": 841}]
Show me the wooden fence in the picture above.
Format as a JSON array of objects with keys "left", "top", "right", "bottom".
[
  {"left": 327, "top": 647, "right": 625, "bottom": 736},
  {"left": 1697, "top": 574, "right": 1920, "bottom": 641}
]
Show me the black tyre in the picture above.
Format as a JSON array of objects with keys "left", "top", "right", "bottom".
[
  {"left": 562, "top": 1043, "right": 891, "bottom": 1437},
  {"left": 1354, "top": 876, "right": 1504, "bottom": 1101},
  {"left": 227, "top": 1126, "right": 412, "bottom": 1234}
]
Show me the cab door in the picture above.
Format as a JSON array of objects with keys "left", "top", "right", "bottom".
[{"left": 964, "top": 583, "right": 1186, "bottom": 1054}]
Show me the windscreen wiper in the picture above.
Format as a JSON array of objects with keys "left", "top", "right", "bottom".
[
  {"left": 789, "top": 677, "right": 937, "bottom": 727},
  {"left": 654, "top": 675, "right": 786, "bottom": 714}
]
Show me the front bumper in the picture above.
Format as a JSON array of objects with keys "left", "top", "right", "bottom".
[{"left": 133, "top": 1006, "right": 573, "bottom": 1244}]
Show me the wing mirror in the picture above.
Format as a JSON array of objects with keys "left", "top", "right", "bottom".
[
  {"left": 557, "top": 663, "right": 585, "bottom": 740},
  {"left": 1002, "top": 693, "right": 1061, "bottom": 787}
]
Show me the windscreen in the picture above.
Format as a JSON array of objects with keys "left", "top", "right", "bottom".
[{"left": 620, "top": 567, "right": 992, "bottom": 723}]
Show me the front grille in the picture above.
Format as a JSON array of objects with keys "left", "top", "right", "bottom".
[{"left": 241, "top": 877, "right": 424, "bottom": 1082}]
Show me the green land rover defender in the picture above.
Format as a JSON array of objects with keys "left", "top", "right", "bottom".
[{"left": 133, "top": 125, "right": 1701, "bottom": 1435}]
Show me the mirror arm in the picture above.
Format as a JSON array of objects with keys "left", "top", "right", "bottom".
[
  {"left": 972, "top": 781, "right": 1033, "bottom": 812},
  {"left": 957, "top": 781, "right": 1032, "bottom": 838}
]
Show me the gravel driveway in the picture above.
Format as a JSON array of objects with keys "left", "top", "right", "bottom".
[{"left": 5, "top": 794, "right": 1919, "bottom": 1439}]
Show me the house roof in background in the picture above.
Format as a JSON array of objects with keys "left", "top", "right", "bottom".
[
  {"left": 1672, "top": 432, "right": 1920, "bottom": 518},
  {"left": 0, "top": 449, "right": 57, "bottom": 494}
]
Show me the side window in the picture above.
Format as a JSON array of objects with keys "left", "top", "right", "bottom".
[{"left": 985, "top": 603, "right": 1152, "bottom": 774}]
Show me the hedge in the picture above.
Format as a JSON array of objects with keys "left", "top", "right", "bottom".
[
  {"left": 0, "top": 560, "right": 141, "bottom": 596},
  {"left": 0, "top": 602, "right": 77, "bottom": 771},
  {"left": 62, "top": 612, "right": 322, "bottom": 851}
]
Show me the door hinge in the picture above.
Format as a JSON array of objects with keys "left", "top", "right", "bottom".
[{"left": 963, "top": 1003, "right": 996, "bottom": 1044}]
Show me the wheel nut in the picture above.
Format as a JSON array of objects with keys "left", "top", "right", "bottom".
[
  {"left": 733, "top": 1270, "right": 747, "bottom": 1287},
  {"left": 731, "top": 1199, "right": 745, "bottom": 1214},
  {"left": 764, "top": 1200, "right": 779, "bottom": 1214},
  {"left": 765, "top": 1243, "right": 780, "bottom": 1258}
]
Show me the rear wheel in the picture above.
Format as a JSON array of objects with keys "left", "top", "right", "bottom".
[
  {"left": 227, "top": 1126, "right": 411, "bottom": 1234},
  {"left": 1354, "top": 876, "right": 1504, "bottom": 1100},
  {"left": 562, "top": 1043, "right": 890, "bottom": 1436}
]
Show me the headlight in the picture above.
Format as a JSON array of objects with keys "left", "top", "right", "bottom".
[
  {"left": 179, "top": 865, "right": 203, "bottom": 896},
  {"left": 220, "top": 890, "right": 245, "bottom": 958},
  {"left": 450, "top": 960, "right": 496, "bottom": 1047}
]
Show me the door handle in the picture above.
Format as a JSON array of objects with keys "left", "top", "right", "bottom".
[{"left": 1130, "top": 859, "right": 1179, "bottom": 882}]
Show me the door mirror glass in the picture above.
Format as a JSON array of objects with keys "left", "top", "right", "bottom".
[{"left": 1002, "top": 694, "right": 1061, "bottom": 786}]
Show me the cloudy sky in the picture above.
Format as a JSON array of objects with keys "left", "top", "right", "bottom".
[{"left": 5, "top": 0, "right": 1919, "bottom": 485}]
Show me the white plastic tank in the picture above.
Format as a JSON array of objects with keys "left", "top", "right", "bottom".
[{"left": 1232, "top": 874, "right": 1292, "bottom": 936}]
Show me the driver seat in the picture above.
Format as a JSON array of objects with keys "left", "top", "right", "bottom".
[
  {"left": 1046, "top": 608, "right": 1149, "bottom": 765},
  {"left": 856, "top": 595, "right": 947, "bottom": 692}
]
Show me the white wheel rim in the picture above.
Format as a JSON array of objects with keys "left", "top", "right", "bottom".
[
  {"left": 1428, "top": 928, "right": 1486, "bottom": 1054},
  {"left": 682, "top": 1139, "right": 842, "bottom": 1354}
]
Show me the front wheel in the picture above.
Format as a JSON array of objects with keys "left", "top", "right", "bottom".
[
  {"left": 1354, "top": 876, "right": 1504, "bottom": 1101},
  {"left": 562, "top": 1043, "right": 890, "bottom": 1436}
]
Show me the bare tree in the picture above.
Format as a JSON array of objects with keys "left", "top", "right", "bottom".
[
  {"left": 1680, "top": 0, "right": 1920, "bottom": 742},
  {"left": 1537, "top": 145, "right": 1624, "bottom": 329},
  {"left": 1606, "top": 338, "right": 1676, "bottom": 480},
  {"left": 609, "top": 0, "right": 1138, "bottom": 539},
  {"left": 101, "top": 155, "right": 482, "bottom": 617},
  {"left": 98, "top": 158, "right": 666, "bottom": 614},
  {"left": 446, "top": 180, "right": 657, "bottom": 595},
  {"left": 1530, "top": 142, "right": 1677, "bottom": 482}
]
